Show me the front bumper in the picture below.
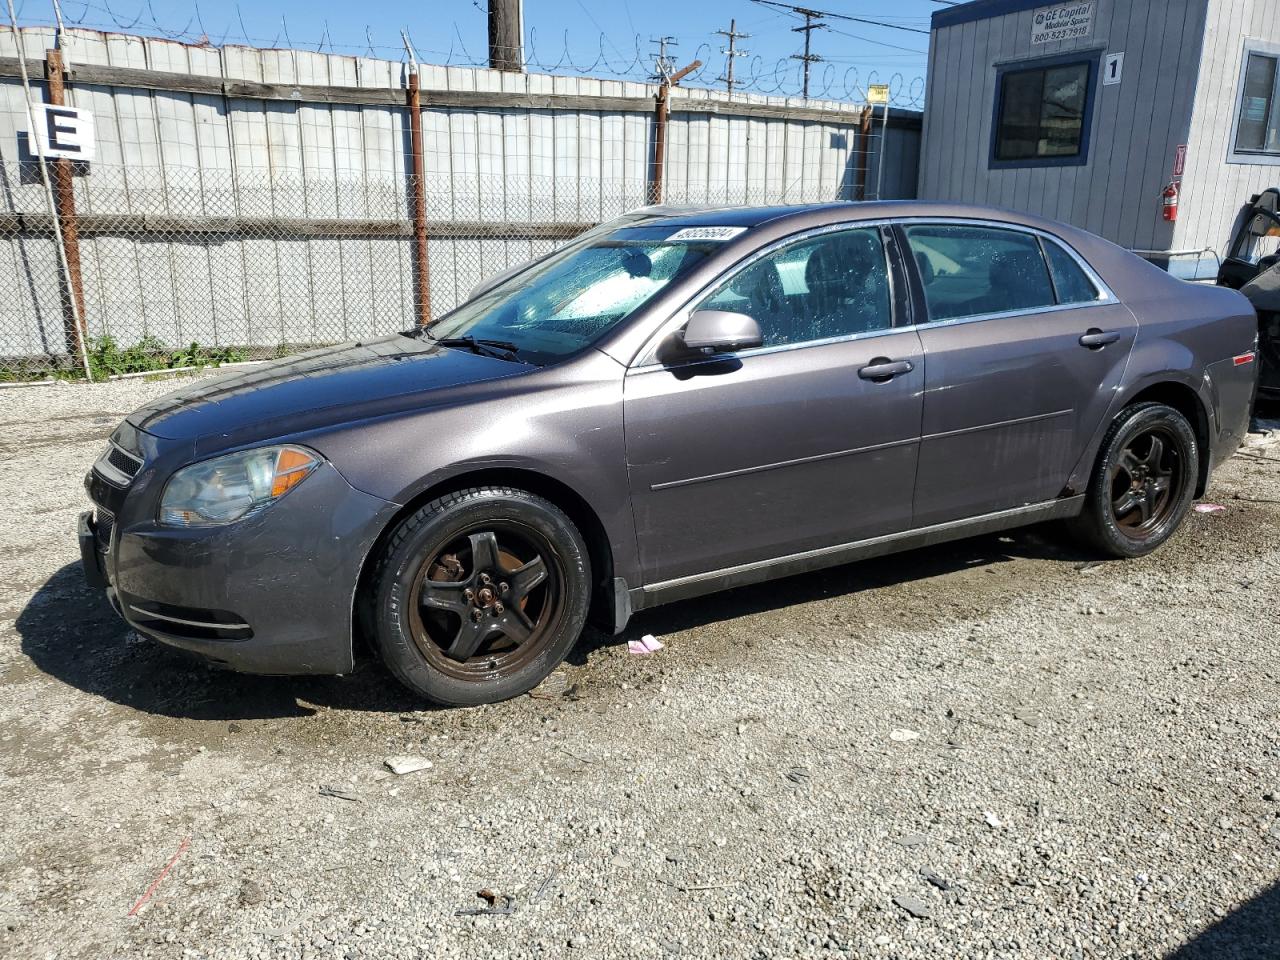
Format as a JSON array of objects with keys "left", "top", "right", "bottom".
[
  {"left": 82, "top": 460, "right": 398, "bottom": 675},
  {"left": 79, "top": 510, "right": 108, "bottom": 589}
]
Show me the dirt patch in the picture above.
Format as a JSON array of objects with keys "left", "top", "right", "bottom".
[{"left": 0, "top": 378, "right": 1277, "bottom": 960}]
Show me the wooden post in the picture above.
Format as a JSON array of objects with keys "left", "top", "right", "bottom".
[
  {"left": 648, "top": 60, "right": 701, "bottom": 206},
  {"left": 854, "top": 105, "right": 872, "bottom": 201},
  {"left": 407, "top": 71, "right": 431, "bottom": 326},
  {"left": 651, "top": 81, "right": 670, "bottom": 204},
  {"left": 487, "top": 0, "right": 524, "bottom": 73},
  {"left": 44, "top": 48, "right": 87, "bottom": 359}
]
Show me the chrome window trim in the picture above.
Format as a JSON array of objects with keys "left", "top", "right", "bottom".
[{"left": 628, "top": 216, "right": 1117, "bottom": 370}]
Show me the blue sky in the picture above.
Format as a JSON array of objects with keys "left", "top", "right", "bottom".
[{"left": 23, "top": 0, "right": 940, "bottom": 101}]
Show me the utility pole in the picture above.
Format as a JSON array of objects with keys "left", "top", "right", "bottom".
[
  {"left": 715, "top": 19, "right": 750, "bottom": 97},
  {"left": 651, "top": 58, "right": 702, "bottom": 204},
  {"left": 789, "top": 7, "right": 826, "bottom": 99},
  {"left": 487, "top": 0, "right": 524, "bottom": 72},
  {"left": 650, "top": 36, "right": 678, "bottom": 82}
]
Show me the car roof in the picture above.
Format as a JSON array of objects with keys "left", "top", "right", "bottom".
[
  {"left": 632, "top": 200, "right": 1088, "bottom": 238},
  {"left": 632, "top": 202, "right": 853, "bottom": 229}
]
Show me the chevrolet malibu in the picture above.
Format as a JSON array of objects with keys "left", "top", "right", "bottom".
[{"left": 80, "top": 202, "right": 1258, "bottom": 706}]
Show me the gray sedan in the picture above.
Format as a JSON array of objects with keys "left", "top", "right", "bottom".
[{"left": 80, "top": 202, "right": 1258, "bottom": 705}]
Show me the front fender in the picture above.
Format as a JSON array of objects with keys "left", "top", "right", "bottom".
[{"left": 285, "top": 352, "right": 641, "bottom": 586}]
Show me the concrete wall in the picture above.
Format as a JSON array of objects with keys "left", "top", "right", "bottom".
[
  {"left": 918, "top": 0, "right": 1209, "bottom": 254},
  {"left": 0, "top": 25, "right": 922, "bottom": 368}
]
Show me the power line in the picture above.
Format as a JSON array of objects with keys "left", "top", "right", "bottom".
[
  {"left": 826, "top": 25, "right": 926, "bottom": 55},
  {"left": 751, "top": 0, "right": 930, "bottom": 35}
]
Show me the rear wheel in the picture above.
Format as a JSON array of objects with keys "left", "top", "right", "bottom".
[
  {"left": 371, "top": 487, "right": 591, "bottom": 706},
  {"left": 1068, "top": 401, "right": 1198, "bottom": 558}
]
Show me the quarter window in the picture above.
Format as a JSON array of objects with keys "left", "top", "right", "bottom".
[
  {"left": 1043, "top": 240, "right": 1101, "bottom": 304},
  {"left": 904, "top": 225, "right": 1056, "bottom": 322},
  {"left": 699, "top": 228, "right": 892, "bottom": 347},
  {"left": 1234, "top": 51, "right": 1280, "bottom": 157},
  {"left": 993, "top": 59, "right": 1092, "bottom": 166}
]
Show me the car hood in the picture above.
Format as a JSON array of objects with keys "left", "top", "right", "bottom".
[{"left": 127, "top": 334, "right": 531, "bottom": 445}]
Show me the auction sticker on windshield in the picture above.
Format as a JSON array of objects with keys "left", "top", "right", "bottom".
[{"left": 666, "top": 226, "right": 748, "bottom": 242}]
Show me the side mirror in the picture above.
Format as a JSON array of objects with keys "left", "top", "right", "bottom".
[{"left": 674, "top": 310, "right": 763, "bottom": 356}]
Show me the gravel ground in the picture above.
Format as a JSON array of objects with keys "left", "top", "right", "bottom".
[{"left": 0, "top": 374, "right": 1278, "bottom": 960}]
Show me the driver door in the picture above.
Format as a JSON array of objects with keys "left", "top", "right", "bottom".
[{"left": 623, "top": 225, "right": 924, "bottom": 586}]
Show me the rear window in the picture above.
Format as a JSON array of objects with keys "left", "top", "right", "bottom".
[{"left": 904, "top": 225, "right": 1056, "bottom": 322}]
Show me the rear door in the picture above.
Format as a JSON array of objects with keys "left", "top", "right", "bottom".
[
  {"left": 624, "top": 224, "right": 924, "bottom": 586},
  {"left": 900, "top": 221, "right": 1136, "bottom": 527}
]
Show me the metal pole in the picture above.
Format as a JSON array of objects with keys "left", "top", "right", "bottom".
[
  {"left": 854, "top": 105, "right": 872, "bottom": 201},
  {"left": 5, "top": 5, "right": 91, "bottom": 379},
  {"left": 401, "top": 33, "right": 431, "bottom": 327},
  {"left": 875, "top": 99, "right": 889, "bottom": 200},
  {"left": 45, "top": 48, "right": 87, "bottom": 360}
]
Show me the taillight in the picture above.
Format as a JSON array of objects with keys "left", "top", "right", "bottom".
[{"left": 1233, "top": 352, "right": 1256, "bottom": 367}]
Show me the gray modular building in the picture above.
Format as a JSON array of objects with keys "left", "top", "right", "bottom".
[{"left": 918, "top": 0, "right": 1280, "bottom": 277}]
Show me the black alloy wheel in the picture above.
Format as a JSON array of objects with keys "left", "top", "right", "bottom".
[
  {"left": 371, "top": 487, "right": 591, "bottom": 706},
  {"left": 1108, "top": 426, "right": 1182, "bottom": 539},
  {"left": 1069, "top": 401, "right": 1199, "bottom": 559},
  {"left": 409, "top": 524, "right": 565, "bottom": 678}
]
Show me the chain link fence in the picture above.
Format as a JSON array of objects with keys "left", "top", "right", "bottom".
[{"left": 0, "top": 158, "right": 869, "bottom": 380}]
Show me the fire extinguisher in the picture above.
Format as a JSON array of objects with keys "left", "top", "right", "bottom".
[{"left": 1162, "top": 181, "right": 1180, "bottom": 222}]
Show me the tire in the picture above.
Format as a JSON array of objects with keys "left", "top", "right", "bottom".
[
  {"left": 370, "top": 486, "right": 591, "bottom": 706},
  {"left": 1068, "top": 401, "right": 1199, "bottom": 558}
]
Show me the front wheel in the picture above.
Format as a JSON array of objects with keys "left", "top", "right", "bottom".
[
  {"left": 1068, "top": 401, "right": 1199, "bottom": 558},
  {"left": 370, "top": 487, "right": 591, "bottom": 706}
]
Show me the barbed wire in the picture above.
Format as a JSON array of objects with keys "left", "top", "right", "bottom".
[{"left": 14, "top": 0, "right": 926, "bottom": 106}]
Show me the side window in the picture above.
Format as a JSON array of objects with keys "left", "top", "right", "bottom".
[
  {"left": 1043, "top": 240, "right": 1101, "bottom": 305},
  {"left": 699, "top": 228, "right": 892, "bottom": 347},
  {"left": 904, "top": 224, "right": 1055, "bottom": 322}
]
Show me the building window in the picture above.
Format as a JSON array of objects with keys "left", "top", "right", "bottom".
[
  {"left": 990, "top": 56, "right": 1096, "bottom": 169},
  {"left": 1233, "top": 51, "right": 1280, "bottom": 158}
]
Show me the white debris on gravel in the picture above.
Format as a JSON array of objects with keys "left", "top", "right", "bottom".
[
  {"left": 1, "top": 378, "right": 1278, "bottom": 960},
  {"left": 384, "top": 756, "right": 433, "bottom": 776}
]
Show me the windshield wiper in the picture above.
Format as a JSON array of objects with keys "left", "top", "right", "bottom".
[{"left": 428, "top": 334, "right": 523, "bottom": 362}]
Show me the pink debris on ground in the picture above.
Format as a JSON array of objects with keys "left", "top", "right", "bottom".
[
  {"left": 1194, "top": 503, "right": 1227, "bottom": 514},
  {"left": 627, "top": 634, "right": 665, "bottom": 655}
]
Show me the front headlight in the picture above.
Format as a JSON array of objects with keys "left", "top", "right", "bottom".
[{"left": 159, "top": 445, "right": 320, "bottom": 527}]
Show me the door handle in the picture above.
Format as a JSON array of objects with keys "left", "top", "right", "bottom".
[
  {"left": 858, "top": 358, "right": 914, "bottom": 381},
  {"left": 1079, "top": 328, "right": 1122, "bottom": 349}
]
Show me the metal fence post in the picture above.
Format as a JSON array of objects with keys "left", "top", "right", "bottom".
[
  {"left": 854, "top": 105, "right": 872, "bottom": 201},
  {"left": 875, "top": 100, "right": 890, "bottom": 201},
  {"left": 44, "top": 48, "right": 88, "bottom": 362}
]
